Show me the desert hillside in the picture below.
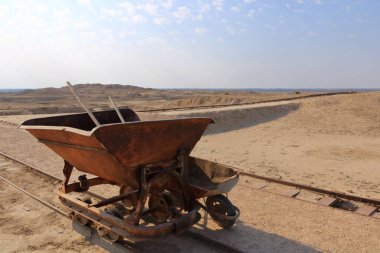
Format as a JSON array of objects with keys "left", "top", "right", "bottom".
[{"left": 0, "top": 83, "right": 319, "bottom": 115}]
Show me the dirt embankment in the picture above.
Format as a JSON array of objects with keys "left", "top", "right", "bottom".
[
  {"left": 175, "top": 92, "right": 380, "bottom": 199},
  {"left": 287, "top": 92, "right": 380, "bottom": 136},
  {"left": 163, "top": 101, "right": 300, "bottom": 135}
]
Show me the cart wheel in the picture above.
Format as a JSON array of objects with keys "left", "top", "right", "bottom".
[
  {"left": 96, "top": 226, "right": 120, "bottom": 242},
  {"left": 148, "top": 194, "right": 171, "bottom": 224},
  {"left": 105, "top": 231, "right": 121, "bottom": 242},
  {"left": 120, "top": 186, "right": 138, "bottom": 209},
  {"left": 96, "top": 226, "right": 108, "bottom": 237},
  {"left": 106, "top": 207, "right": 124, "bottom": 219},
  {"left": 74, "top": 214, "right": 90, "bottom": 226},
  {"left": 74, "top": 195, "right": 92, "bottom": 204},
  {"left": 206, "top": 195, "right": 239, "bottom": 229}
]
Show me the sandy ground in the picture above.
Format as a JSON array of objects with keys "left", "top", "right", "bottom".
[
  {"left": 0, "top": 161, "right": 102, "bottom": 253},
  {"left": 159, "top": 93, "right": 380, "bottom": 199},
  {"left": 0, "top": 92, "right": 380, "bottom": 252},
  {"left": 0, "top": 122, "right": 379, "bottom": 252}
]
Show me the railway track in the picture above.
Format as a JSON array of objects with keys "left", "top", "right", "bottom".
[
  {"left": 0, "top": 152, "right": 243, "bottom": 253},
  {"left": 1, "top": 149, "right": 378, "bottom": 222},
  {"left": 6, "top": 148, "right": 378, "bottom": 221},
  {"left": 238, "top": 171, "right": 380, "bottom": 218},
  {"left": 0, "top": 148, "right": 379, "bottom": 252}
]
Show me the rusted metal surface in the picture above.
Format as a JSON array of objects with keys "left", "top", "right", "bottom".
[
  {"left": 58, "top": 192, "right": 201, "bottom": 239},
  {"left": 90, "top": 190, "right": 139, "bottom": 208},
  {"left": 18, "top": 109, "right": 240, "bottom": 241},
  {"left": 20, "top": 109, "right": 214, "bottom": 187},
  {"left": 71, "top": 220, "right": 134, "bottom": 253},
  {"left": 19, "top": 108, "right": 140, "bottom": 130},
  {"left": 186, "top": 157, "right": 239, "bottom": 199},
  {"left": 93, "top": 118, "right": 213, "bottom": 170}
]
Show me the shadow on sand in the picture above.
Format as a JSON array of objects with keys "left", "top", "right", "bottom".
[{"left": 129, "top": 210, "right": 320, "bottom": 253}]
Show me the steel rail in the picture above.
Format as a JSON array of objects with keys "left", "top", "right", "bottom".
[
  {"left": 0, "top": 171, "right": 136, "bottom": 253},
  {"left": 0, "top": 174, "right": 69, "bottom": 218},
  {"left": 1, "top": 150, "right": 379, "bottom": 208},
  {"left": 0, "top": 151, "right": 62, "bottom": 181},
  {"left": 0, "top": 120, "right": 17, "bottom": 126},
  {"left": 0, "top": 151, "right": 243, "bottom": 253},
  {"left": 235, "top": 169, "right": 380, "bottom": 206},
  {"left": 0, "top": 151, "right": 105, "bottom": 200}
]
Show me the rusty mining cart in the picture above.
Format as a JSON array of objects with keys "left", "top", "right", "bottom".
[{"left": 19, "top": 107, "right": 240, "bottom": 241}]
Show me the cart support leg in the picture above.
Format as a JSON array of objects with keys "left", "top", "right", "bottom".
[
  {"left": 127, "top": 167, "right": 148, "bottom": 225},
  {"left": 60, "top": 161, "right": 73, "bottom": 193},
  {"left": 174, "top": 150, "right": 191, "bottom": 210}
]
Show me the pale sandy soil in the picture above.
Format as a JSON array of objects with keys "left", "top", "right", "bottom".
[
  {"left": 0, "top": 92, "right": 380, "bottom": 252},
  {"left": 0, "top": 163, "right": 103, "bottom": 253},
  {"left": 159, "top": 93, "right": 380, "bottom": 199}
]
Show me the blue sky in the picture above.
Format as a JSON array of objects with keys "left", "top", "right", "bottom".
[{"left": 0, "top": 0, "right": 379, "bottom": 89}]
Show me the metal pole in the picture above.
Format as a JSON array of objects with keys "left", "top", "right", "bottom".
[
  {"left": 109, "top": 96, "right": 125, "bottom": 123},
  {"left": 66, "top": 81, "right": 100, "bottom": 127}
]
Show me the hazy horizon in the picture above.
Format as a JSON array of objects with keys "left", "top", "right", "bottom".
[
  {"left": 0, "top": 0, "right": 379, "bottom": 89},
  {"left": 1, "top": 84, "right": 379, "bottom": 90}
]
